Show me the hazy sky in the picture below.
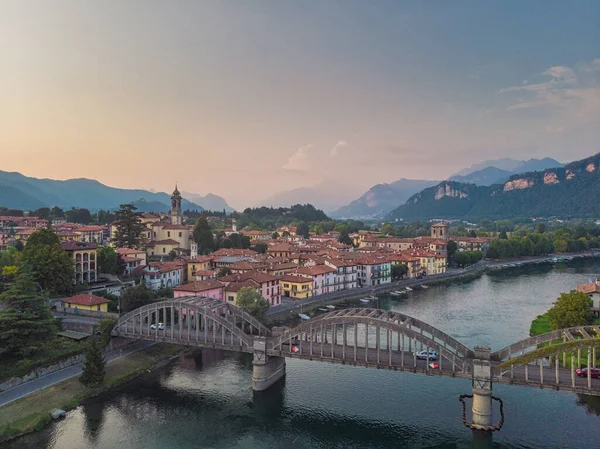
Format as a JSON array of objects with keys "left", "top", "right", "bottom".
[{"left": 1, "top": 1, "right": 599, "bottom": 209}]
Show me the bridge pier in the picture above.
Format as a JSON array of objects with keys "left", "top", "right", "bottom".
[
  {"left": 471, "top": 346, "right": 493, "bottom": 430},
  {"left": 252, "top": 337, "right": 286, "bottom": 391}
]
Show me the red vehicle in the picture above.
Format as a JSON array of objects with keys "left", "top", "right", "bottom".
[{"left": 576, "top": 367, "right": 600, "bottom": 378}]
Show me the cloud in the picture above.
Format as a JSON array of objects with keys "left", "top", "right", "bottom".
[
  {"left": 282, "top": 144, "right": 312, "bottom": 171},
  {"left": 330, "top": 140, "right": 348, "bottom": 157},
  {"left": 499, "top": 58, "right": 600, "bottom": 127}
]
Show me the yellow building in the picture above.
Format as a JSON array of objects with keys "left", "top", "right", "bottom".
[
  {"left": 280, "top": 274, "right": 312, "bottom": 299},
  {"left": 187, "top": 255, "right": 215, "bottom": 279},
  {"left": 63, "top": 294, "right": 109, "bottom": 312},
  {"left": 60, "top": 241, "right": 98, "bottom": 284},
  {"left": 146, "top": 239, "right": 181, "bottom": 257}
]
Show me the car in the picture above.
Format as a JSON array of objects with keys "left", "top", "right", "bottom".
[
  {"left": 150, "top": 322, "right": 165, "bottom": 330},
  {"left": 576, "top": 367, "right": 600, "bottom": 378},
  {"left": 416, "top": 350, "right": 438, "bottom": 360}
]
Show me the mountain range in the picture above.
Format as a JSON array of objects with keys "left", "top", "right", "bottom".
[
  {"left": 448, "top": 157, "right": 563, "bottom": 186},
  {"left": 0, "top": 170, "right": 233, "bottom": 213},
  {"left": 387, "top": 153, "right": 600, "bottom": 220}
]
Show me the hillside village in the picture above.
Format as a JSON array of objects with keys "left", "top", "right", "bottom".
[{"left": 0, "top": 185, "right": 493, "bottom": 310}]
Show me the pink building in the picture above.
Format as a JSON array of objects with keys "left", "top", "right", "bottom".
[
  {"left": 173, "top": 279, "right": 224, "bottom": 301},
  {"left": 219, "top": 271, "right": 281, "bottom": 306},
  {"left": 295, "top": 265, "right": 337, "bottom": 296}
]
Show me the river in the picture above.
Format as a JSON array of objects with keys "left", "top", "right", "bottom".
[{"left": 5, "top": 260, "right": 600, "bottom": 449}]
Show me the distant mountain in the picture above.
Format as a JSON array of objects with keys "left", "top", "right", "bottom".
[
  {"left": 0, "top": 170, "right": 205, "bottom": 212},
  {"left": 330, "top": 179, "right": 439, "bottom": 219},
  {"left": 449, "top": 158, "right": 563, "bottom": 186},
  {"left": 388, "top": 153, "right": 600, "bottom": 220},
  {"left": 182, "top": 192, "right": 234, "bottom": 213},
  {"left": 257, "top": 181, "right": 362, "bottom": 213},
  {"left": 449, "top": 166, "right": 513, "bottom": 186}
]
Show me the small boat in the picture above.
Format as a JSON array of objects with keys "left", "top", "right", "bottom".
[
  {"left": 326, "top": 305, "right": 336, "bottom": 310},
  {"left": 390, "top": 291, "right": 403, "bottom": 296},
  {"left": 421, "top": 285, "right": 429, "bottom": 289},
  {"left": 298, "top": 313, "right": 310, "bottom": 320},
  {"left": 336, "top": 303, "right": 349, "bottom": 308},
  {"left": 405, "top": 287, "right": 413, "bottom": 292},
  {"left": 318, "top": 308, "right": 329, "bottom": 312},
  {"left": 359, "top": 298, "right": 371, "bottom": 303}
]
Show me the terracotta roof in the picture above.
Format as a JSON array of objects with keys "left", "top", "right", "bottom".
[
  {"left": 578, "top": 282, "right": 600, "bottom": 294},
  {"left": 174, "top": 279, "right": 224, "bottom": 292},
  {"left": 156, "top": 224, "right": 189, "bottom": 230},
  {"left": 187, "top": 255, "right": 214, "bottom": 263},
  {"left": 147, "top": 261, "right": 182, "bottom": 272},
  {"left": 151, "top": 239, "right": 180, "bottom": 245},
  {"left": 210, "top": 248, "right": 258, "bottom": 257},
  {"left": 194, "top": 269, "right": 217, "bottom": 277},
  {"left": 65, "top": 294, "right": 109, "bottom": 306},
  {"left": 116, "top": 248, "right": 145, "bottom": 255},
  {"left": 267, "top": 244, "right": 295, "bottom": 252},
  {"left": 121, "top": 256, "right": 143, "bottom": 263},
  {"left": 279, "top": 273, "right": 312, "bottom": 283},
  {"left": 74, "top": 225, "right": 104, "bottom": 232},
  {"left": 224, "top": 279, "right": 260, "bottom": 293},
  {"left": 295, "top": 265, "right": 337, "bottom": 276},
  {"left": 61, "top": 241, "right": 98, "bottom": 251}
]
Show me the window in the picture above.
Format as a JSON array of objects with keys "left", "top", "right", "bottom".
[
  {"left": 97, "top": 305, "right": 101, "bottom": 311},
  {"left": 179, "top": 232, "right": 182, "bottom": 237},
  {"left": 167, "top": 231, "right": 171, "bottom": 237},
  {"left": 163, "top": 248, "right": 166, "bottom": 253}
]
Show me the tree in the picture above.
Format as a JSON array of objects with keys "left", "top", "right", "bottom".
[
  {"left": 217, "top": 267, "right": 233, "bottom": 278},
  {"left": 0, "top": 274, "right": 56, "bottom": 358},
  {"left": 454, "top": 252, "right": 472, "bottom": 267},
  {"left": 535, "top": 223, "right": 546, "bottom": 234},
  {"left": 112, "top": 204, "right": 147, "bottom": 249},
  {"left": 553, "top": 239, "right": 568, "bottom": 253},
  {"left": 193, "top": 217, "right": 215, "bottom": 254},
  {"left": 253, "top": 243, "right": 268, "bottom": 254},
  {"left": 547, "top": 290, "right": 592, "bottom": 330},
  {"left": 447, "top": 240, "right": 458, "bottom": 258},
  {"left": 271, "top": 232, "right": 279, "bottom": 239},
  {"left": 20, "top": 229, "right": 73, "bottom": 294},
  {"left": 51, "top": 206, "right": 65, "bottom": 218},
  {"left": 498, "top": 231, "right": 508, "bottom": 240},
  {"left": 33, "top": 207, "right": 51, "bottom": 219},
  {"left": 97, "top": 246, "right": 118, "bottom": 274},
  {"left": 391, "top": 263, "right": 408, "bottom": 280},
  {"left": 469, "top": 230, "right": 477, "bottom": 238},
  {"left": 235, "top": 287, "right": 270, "bottom": 318},
  {"left": 381, "top": 223, "right": 395, "bottom": 236},
  {"left": 296, "top": 222, "right": 310, "bottom": 239},
  {"left": 338, "top": 230, "right": 353, "bottom": 246},
  {"left": 120, "top": 284, "right": 156, "bottom": 313},
  {"left": 79, "top": 337, "right": 106, "bottom": 387},
  {"left": 98, "top": 318, "right": 116, "bottom": 346},
  {"left": 14, "top": 240, "right": 24, "bottom": 252},
  {"left": 66, "top": 208, "right": 93, "bottom": 225},
  {"left": 1, "top": 265, "right": 18, "bottom": 280},
  {"left": 167, "top": 249, "right": 177, "bottom": 261}
]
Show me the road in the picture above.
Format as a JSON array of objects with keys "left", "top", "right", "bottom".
[{"left": 0, "top": 340, "right": 156, "bottom": 407}]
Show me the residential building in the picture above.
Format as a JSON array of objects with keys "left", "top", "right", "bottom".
[
  {"left": 356, "top": 255, "right": 391, "bottom": 287},
  {"left": 63, "top": 294, "right": 109, "bottom": 313},
  {"left": 324, "top": 258, "right": 358, "bottom": 290},
  {"left": 146, "top": 239, "right": 181, "bottom": 257},
  {"left": 450, "top": 236, "right": 492, "bottom": 252},
  {"left": 280, "top": 274, "right": 312, "bottom": 299},
  {"left": 143, "top": 261, "right": 183, "bottom": 290},
  {"left": 266, "top": 243, "right": 295, "bottom": 258},
  {"left": 295, "top": 265, "right": 337, "bottom": 296},
  {"left": 61, "top": 241, "right": 98, "bottom": 284},
  {"left": 240, "top": 230, "right": 271, "bottom": 241},
  {"left": 187, "top": 255, "right": 215, "bottom": 279},
  {"left": 220, "top": 271, "right": 281, "bottom": 305},
  {"left": 578, "top": 278, "right": 600, "bottom": 314},
  {"left": 386, "top": 253, "right": 421, "bottom": 278},
  {"left": 224, "top": 279, "right": 261, "bottom": 304},
  {"left": 74, "top": 225, "right": 105, "bottom": 244},
  {"left": 116, "top": 248, "right": 147, "bottom": 276},
  {"left": 173, "top": 279, "right": 224, "bottom": 301},
  {"left": 431, "top": 223, "right": 449, "bottom": 241}
]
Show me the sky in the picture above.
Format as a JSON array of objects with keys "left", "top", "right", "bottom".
[{"left": 1, "top": 1, "right": 599, "bottom": 210}]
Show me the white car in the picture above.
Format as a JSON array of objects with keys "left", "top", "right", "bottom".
[
  {"left": 416, "top": 350, "right": 438, "bottom": 360},
  {"left": 150, "top": 322, "right": 165, "bottom": 330}
]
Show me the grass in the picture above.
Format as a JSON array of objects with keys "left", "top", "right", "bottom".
[
  {"left": 530, "top": 313, "right": 552, "bottom": 336},
  {"left": 0, "top": 343, "right": 183, "bottom": 442},
  {"left": 0, "top": 337, "right": 88, "bottom": 382}
]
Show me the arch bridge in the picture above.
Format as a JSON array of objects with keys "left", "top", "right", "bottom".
[{"left": 113, "top": 302, "right": 600, "bottom": 431}]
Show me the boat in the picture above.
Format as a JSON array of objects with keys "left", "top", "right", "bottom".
[
  {"left": 359, "top": 298, "right": 371, "bottom": 303},
  {"left": 298, "top": 313, "right": 310, "bottom": 320},
  {"left": 405, "top": 287, "right": 413, "bottom": 292},
  {"left": 326, "top": 305, "right": 336, "bottom": 309},
  {"left": 390, "top": 291, "right": 403, "bottom": 296},
  {"left": 318, "top": 308, "right": 329, "bottom": 312},
  {"left": 421, "top": 285, "right": 429, "bottom": 289},
  {"left": 336, "top": 303, "right": 349, "bottom": 308}
]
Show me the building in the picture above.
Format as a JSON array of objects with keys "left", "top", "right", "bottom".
[
  {"left": 266, "top": 243, "right": 295, "bottom": 258},
  {"left": 74, "top": 225, "right": 105, "bottom": 244},
  {"left": 240, "top": 230, "right": 271, "bottom": 242},
  {"left": 294, "top": 265, "right": 337, "bottom": 296},
  {"left": 173, "top": 279, "right": 224, "bottom": 301},
  {"left": 146, "top": 239, "right": 182, "bottom": 257},
  {"left": 324, "top": 258, "right": 358, "bottom": 290},
  {"left": 223, "top": 279, "right": 261, "bottom": 304},
  {"left": 220, "top": 271, "right": 281, "bottom": 305},
  {"left": 356, "top": 255, "right": 391, "bottom": 287},
  {"left": 171, "top": 185, "right": 183, "bottom": 225},
  {"left": 431, "top": 223, "right": 449, "bottom": 241},
  {"left": 61, "top": 241, "right": 98, "bottom": 284},
  {"left": 280, "top": 274, "right": 312, "bottom": 299},
  {"left": 63, "top": 294, "right": 109, "bottom": 313},
  {"left": 143, "top": 261, "right": 183, "bottom": 290},
  {"left": 578, "top": 278, "right": 600, "bottom": 315},
  {"left": 387, "top": 253, "right": 421, "bottom": 279},
  {"left": 450, "top": 236, "right": 492, "bottom": 252},
  {"left": 116, "top": 248, "right": 147, "bottom": 276},
  {"left": 187, "top": 255, "right": 215, "bottom": 279}
]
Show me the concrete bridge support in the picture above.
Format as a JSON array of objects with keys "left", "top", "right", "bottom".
[
  {"left": 471, "top": 346, "right": 493, "bottom": 429},
  {"left": 252, "top": 337, "right": 286, "bottom": 391}
]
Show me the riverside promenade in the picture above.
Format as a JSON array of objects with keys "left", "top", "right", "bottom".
[{"left": 266, "top": 250, "right": 600, "bottom": 320}]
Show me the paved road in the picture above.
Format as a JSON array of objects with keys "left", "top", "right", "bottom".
[{"left": 0, "top": 340, "right": 156, "bottom": 407}]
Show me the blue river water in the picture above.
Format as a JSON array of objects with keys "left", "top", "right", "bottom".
[{"left": 4, "top": 260, "right": 600, "bottom": 449}]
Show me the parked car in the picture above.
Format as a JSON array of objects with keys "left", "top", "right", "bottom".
[
  {"left": 150, "top": 322, "right": 165, "bottom": 330},
  {"left": 576, "top": 367, "right": 600, "bottom": 378},
  {"left": 416, "top": 350, "right": 438, "bottom": 360}
]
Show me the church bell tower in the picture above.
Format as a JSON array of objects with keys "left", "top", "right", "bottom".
[{"left": 171, "top": 184, "right": 182, "bottom": 225}]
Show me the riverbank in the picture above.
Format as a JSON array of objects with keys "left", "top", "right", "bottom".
[
  {"left": 0, "top": 344, "right": 183, "bottom": 443},
  {"left": 265, "top": 250, "right": 600, "bottom": 322}
]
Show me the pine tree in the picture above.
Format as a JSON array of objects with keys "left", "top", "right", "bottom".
[
  {"left": 193, "top": 217, "right": 215, "bottom": 254},
  {"left": 80, "top": 337, "right": 106, "bottom": 387},
  {"left": 112, "top": 204, "right": 147, "bottom": 249},
  {"left": 0, "top": 274, "right": 57, "bottom": 358}
]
